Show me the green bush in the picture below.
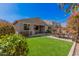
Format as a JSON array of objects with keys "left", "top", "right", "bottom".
[
  {"left": 0, "top": 34, "right": 28, "bottom": 56},
  {"left": 46, "top": 30, "right": 52, "bottom": 33}
]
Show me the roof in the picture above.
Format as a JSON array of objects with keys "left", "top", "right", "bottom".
[{"left": 13, "top": 18, "right": 48, "bottom": 26}]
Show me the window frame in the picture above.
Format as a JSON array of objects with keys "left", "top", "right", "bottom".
[{"left": 24, "top": 24, "right": 30, "bottom": 30}]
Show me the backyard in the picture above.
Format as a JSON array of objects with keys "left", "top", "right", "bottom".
[
  {"left": 27, "top": 36, "right": 73, "bottom": 56},
  {"left": 0, "top": 3, "right": 78, "bottom": 56}
]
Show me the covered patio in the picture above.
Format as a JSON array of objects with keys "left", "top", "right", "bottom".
[{"left": 34, "top": 25, "right": 46, "bottom": 34}]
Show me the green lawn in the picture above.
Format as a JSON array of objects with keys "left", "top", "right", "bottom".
[{"left": 27, "top": 36, "right": 73, "bottom": 56}]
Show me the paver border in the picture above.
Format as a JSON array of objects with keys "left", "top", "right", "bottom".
[
  {"left": 47, "top": 36, "right": 73, "bottom": 42},
  {"left": 68, "top": 42, "right": 76, "bottom": 56}
]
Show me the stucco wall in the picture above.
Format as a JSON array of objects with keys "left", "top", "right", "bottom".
[
  {"left": 14, "top": 23, "right": 35, "bottom": 35},
  {"left": 14, "top": 22, "right": 48, "bottom": 35},
  {"left": 45, "top": 26, "right": 48, "bottom": 32}
]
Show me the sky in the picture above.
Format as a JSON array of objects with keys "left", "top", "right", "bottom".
[{"left": 0, "top": 3, "right": 70, "bottom": 26}]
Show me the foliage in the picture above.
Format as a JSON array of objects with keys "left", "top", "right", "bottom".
[
  {"left": 67, "top": 11, "right": 79, "bottom": 31},
  {"left": 0, "top": 22, "right": 15, "bottom": 35},
  {"left": 59, "top": 3, "right": 79, "bottom": 13},
  {"left": 58, "top": 3, "right": 79, "bottom": 31},
  {"left": 59, "top": 3, "right": 79, "bottom": 42},
  {"left": 0, "top": 34, "right": 28, "bottom": 56},
  {"left": 46, "top": 30, "right": 52, "bottom": 33}
]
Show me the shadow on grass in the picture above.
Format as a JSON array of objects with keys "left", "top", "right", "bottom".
[{"left": 29, "top": 33, "right": 51, "bottom": 38}]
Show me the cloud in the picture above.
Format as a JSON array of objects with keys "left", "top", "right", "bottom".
[
  {"left": 0, "top": 14, "right": 29, "bottom": 22},
  {"left": 0, "top": 4, "right": 30, "bottom": 22}
]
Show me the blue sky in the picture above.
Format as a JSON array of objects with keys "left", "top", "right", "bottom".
[{"left": 0, "top": 3, "right": 70, "bottom": 26}]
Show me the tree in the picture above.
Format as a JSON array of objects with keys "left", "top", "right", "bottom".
[
  {"left": 67, "top": 12, "right": 79, "bottom": 29},
  {"left": 59, "top": 3, "right": 79, "bottom": 13},
  {"left": 59, "top": 3, "right": 79, "bottom": 41}
]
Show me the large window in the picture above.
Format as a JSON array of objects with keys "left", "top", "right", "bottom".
[
  {"left": 24, "top": 24, "right": 30, "bottom": 30},
  {"left": 34, "top": 26, "right": 39, "bottom": 30}
]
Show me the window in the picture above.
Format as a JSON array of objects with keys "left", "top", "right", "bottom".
[
  {"left": 24, "top": 24, "right": 30, "bottom": 30},
  {"left": 34, "top": 26, "right": 39, "bottom": 30}
]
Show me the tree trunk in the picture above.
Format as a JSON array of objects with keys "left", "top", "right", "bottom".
[{"left": 76, "top": 27, "right": 79, "bottom": 42}]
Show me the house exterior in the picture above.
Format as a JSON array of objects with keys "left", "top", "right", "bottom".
[
  {"left": 13, "top": 18, "right": 48, "bottom": 36},
  {"left": 43, "top": 20, "right": 62, "bottom": 34},
  {"left": 43, "top": 20, "right": 53, "bottom": 32}
]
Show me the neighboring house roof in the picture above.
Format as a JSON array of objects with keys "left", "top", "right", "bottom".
[{"left": 13, "top": 18, "right": 48, "bottom": 26}]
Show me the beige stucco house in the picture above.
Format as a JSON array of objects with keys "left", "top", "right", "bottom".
[{"left": 13, "top": 18, "right": 48, "bottom": 36}]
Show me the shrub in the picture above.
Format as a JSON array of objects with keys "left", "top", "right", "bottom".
[
  {"left": 0, "top": 22, "right": 15, "bottom": 35},
  {"left": 0, "top": 34, "right": 28, "bottom": 56},
  {"left": 46, "top": 30, "right": 52, "bottom": 33}
]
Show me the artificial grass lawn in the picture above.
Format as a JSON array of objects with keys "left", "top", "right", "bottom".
[{"left": 27, "top": 36, "right": 73, "bottom": 56}]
